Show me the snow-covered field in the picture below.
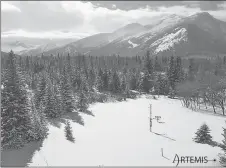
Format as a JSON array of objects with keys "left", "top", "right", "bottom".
[{"left": 5, "top": 96, "right": 225, "bottom": 166}]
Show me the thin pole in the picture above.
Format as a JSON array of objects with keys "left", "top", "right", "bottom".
[{"left": 150, "top": 104, "right": 152, "bottom": 132}]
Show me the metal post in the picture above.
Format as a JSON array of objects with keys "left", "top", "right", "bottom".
[{"left": 150, "top": 104, "right": 152, "bottom": 132}]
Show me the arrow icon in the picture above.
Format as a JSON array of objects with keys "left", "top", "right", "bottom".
[{"left": 207, "top": 158, "right": 217, "bottom": 162}]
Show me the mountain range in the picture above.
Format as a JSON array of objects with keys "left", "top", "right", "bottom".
[{"left": 2, "top": 12, "right": 226, "bottom": 57}]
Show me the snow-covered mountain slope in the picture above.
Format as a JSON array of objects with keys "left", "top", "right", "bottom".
[
  {"left": 150, "top": 28, "right": 187, "bottom": 54},
  {"left": 18, "top": 42, "right": 59, "bottom": 56},
  {"left": 41, "top": 12, "right": 226, "bottom": 57},
  {"left": 1, "top": 40, "right": 38, "bottom": 54}
]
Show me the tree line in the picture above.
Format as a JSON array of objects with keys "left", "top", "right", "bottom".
[{"left": 1, "top": 50, "right": 226, "bottom": 149}]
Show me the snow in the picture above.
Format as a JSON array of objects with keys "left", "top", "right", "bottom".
[
  {"left": 142, "top": 34, "right": 155, "bottom": 43},
  {"left": 65, "top": 46, "right": 73, "bottom": 54},
  {"left": 24, "top": 96, "right": 225, "bottom": 166},
  {"left": 39, "top": 43, "right": 58, "bottom": 52},
  {"left": 118, "top": 35, "right": 134, "bottom": 43},
  {"left": 128, "top": 40, "right": 139, "bottom": 48},
  {"left": 151, "top": 28, "right": 187, "bottom": 53},
  {"left": 145, "top": 15, "right": 183, "bottom": 36}
]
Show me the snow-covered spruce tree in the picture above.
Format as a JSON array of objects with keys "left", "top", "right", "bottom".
[
  {"left": 144, "top": 50, "right": 154, "bottom": 75},
  {"left": 102, "top": 70, "right": 110, "bottom": 91},
  {"left": 44, "top": 81, "right": 59, "bottom": 118},
  {"left": 95, "top": 69, "right": 104, "bottom": 92},
  {"left": 88, "top": 69, "right": 96, "bottom": 91},
  {"left": 110, "top": 71, "right": 121, "bottom": 94},
  {"left": 60, "top": 69, "right": 75, "bottom": 114},
  {"left": 80, "top": 74, "right": 90, "bottom": 93},
  {"left": 155, "top": 74, "right": 162, "bottom": 96},
  {"left": 54, "top": 84, "right": 63, "bottom": 117},
  {"left": 121, "top": 76, "right": 127, "bottom": 92},
  {"left": 169, "top": 86, "right": 176, "bottom": 98},
  {"left": 193, "top": 123, "right": 213, "bottom": 145},
  {"left": 29, "top": 91, "right": 48, "bottom": 141},
  {"left": 1, "top": 51, "right": 34, "bottom": 149},
  {"left": 140, "top": 70, "right": 150, "bottom": 93},
  {"left": 219, "top": 126, "right": 226, "bottom": 166},
  {"left": 167, "top": 55, "right": 176, "bottom": 91},
  {"left": 77, "top": 88, "right": 89, "bottom": 112},
  {"left": 129, "top": 70, "right": 138, "bottom": 90},
  {"left": 125, "top": 83, "right": 131, "bottom": 99},
  {"left": 188, "top": 58, "right": 196, "bottom": 81},
  {"left": 175, "top": 56, "right": 183, "bottom": 83},
  {"left": 35, "top": 74, "right": 47, "bottom": 110},
  {"left": 64, "top": 121, "right": 75, "bottom": 143},
  {"left": 154, "top": 56, "right": 161, "bottom": 72},
  {"left": 61, "top": 72, "right": 84, "bottom": 124}
]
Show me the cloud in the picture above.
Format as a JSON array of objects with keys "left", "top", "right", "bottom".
[
  {"left": 1, "top": 29, "right": 90, "bottom": 39},
  {"left": 217, "top": 1, "right": 226, "bottom": 9},
  {"left": 1, "top": 1, "right": 84, "bottom": 32},
  {"left": 60, "top": 1, "right": 203, "bottom": 32},
  {"left": 1, "top": 1, "right": 21, "bottom": 12},
  {"left": 112, "top": 4, "right": 116, "bottom": 9},
  {"left": 1, "top": 1, "right": 226, "bottom": 39},
  {"left": 207, "top": 2, "right": 226, "bottom": 22}
]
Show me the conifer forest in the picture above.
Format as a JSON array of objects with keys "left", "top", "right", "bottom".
[{"left": 1, "top": 1, "right": 226, "bottom": 167}]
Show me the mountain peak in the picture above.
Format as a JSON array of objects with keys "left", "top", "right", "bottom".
[
  {"left": 115, "top": 23, "right": 144, "bottom": 32},
  {"left": 125, "top": 22, "right": 143, "bottom": 27},
  {"left": 190, "top": 12, "right": 214, "bottom": 20},
  {"left": 112, "top": 22, "right": 145, "bottom": 37}
]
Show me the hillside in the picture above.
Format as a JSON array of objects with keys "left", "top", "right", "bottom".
[{"left": 40, "top": 12, "right": 226, "bottom": 57}]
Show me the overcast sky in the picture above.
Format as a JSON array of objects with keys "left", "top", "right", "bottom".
[{"left": 1, "top": 1, "right": 226, "bottom": 39}]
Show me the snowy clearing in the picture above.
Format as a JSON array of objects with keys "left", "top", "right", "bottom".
[{"left": 3, "top": 96, "right": 225, "bottom": 167}]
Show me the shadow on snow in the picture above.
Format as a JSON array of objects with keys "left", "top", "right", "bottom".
[
  {"left": 48, "top": 110, "right": 95, "bottom": 129},
  {"left": 1, "top": 140, "right": 44, "bottom": 167}
]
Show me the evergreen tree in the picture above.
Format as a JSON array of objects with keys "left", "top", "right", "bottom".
[
  {"left": 175, "top": 56, "right": 183, "bottom": 83},
  {"left": 80, "top": 74, "right": 89, "bottom": 93},
  {"left": 110, "top": 71, "right": 121, "bottom": 93},
  {"left": 140, "top": 70, "right": 150, "bottom": 93},
  {"left": 35, "top": 74, "right": 47, "bottom": 110},
  {"left": 129, "top": 71, "right": 137, "bottom": 90},
  {"left": 54, "top": 84, "right": 63, "bottom": 116},
  {"left": 102, "top": 70, "right": 109, "bottom": 91},
  {"left": 155, "top": 74, "right": 162, "bottom": 96},
  {"left": 193, "top": 123, "right": 213, "bottom": 144},
  {"left": 96, "top": 68, "right": 104, "bottom": 92},
  {"left": 29, "top": 91, "right": 48, "bottom": 141},
  {"left": 219, "top": 126, "right": 226, "bottom": 166},
  {"left": 167, "top": 56, "right": 176, "bottom": 90},
  {"left": 154, "top": 56, "right": 161, "bottom": 72},
  {"left": 121, "top": 76, "right": 127, "bottom": 92},
  {"left": 88, "top": 69, "right": 96, "bottom": 91},
  {"left": 64, "top": 121, "right": 75, "bottom": 143},
  {"left": 96, "top": 73, "right": 104, "bottom": 92},
  {"left": 61, "top": 75, "right": 75, "bottom": 114},
  {"left": 168, "top": 86, "right": 176, "bottom": 98},
  {"left": 77, "top": 88, "right": 89, "bottom": 112},
  {"left": 223, "top": 56, "right": 226, "bottom": 65},
  {"left": 188, "top": 58, "right": 195, "bottom": 81},
  {"left": 61, "top": 72, "right": 84, "bottom": 125},
  {"left": 144, "top": 51, "right": 154, "bottom": 75},
  {"left": 1, "top": 51, "right": 34, "bottom": 149},
  {"left": 214, "top": 58, "right": 223, "bottom": 76},
  {"left": 44, "top": 81, "right": 59, "bottom": 118}
]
